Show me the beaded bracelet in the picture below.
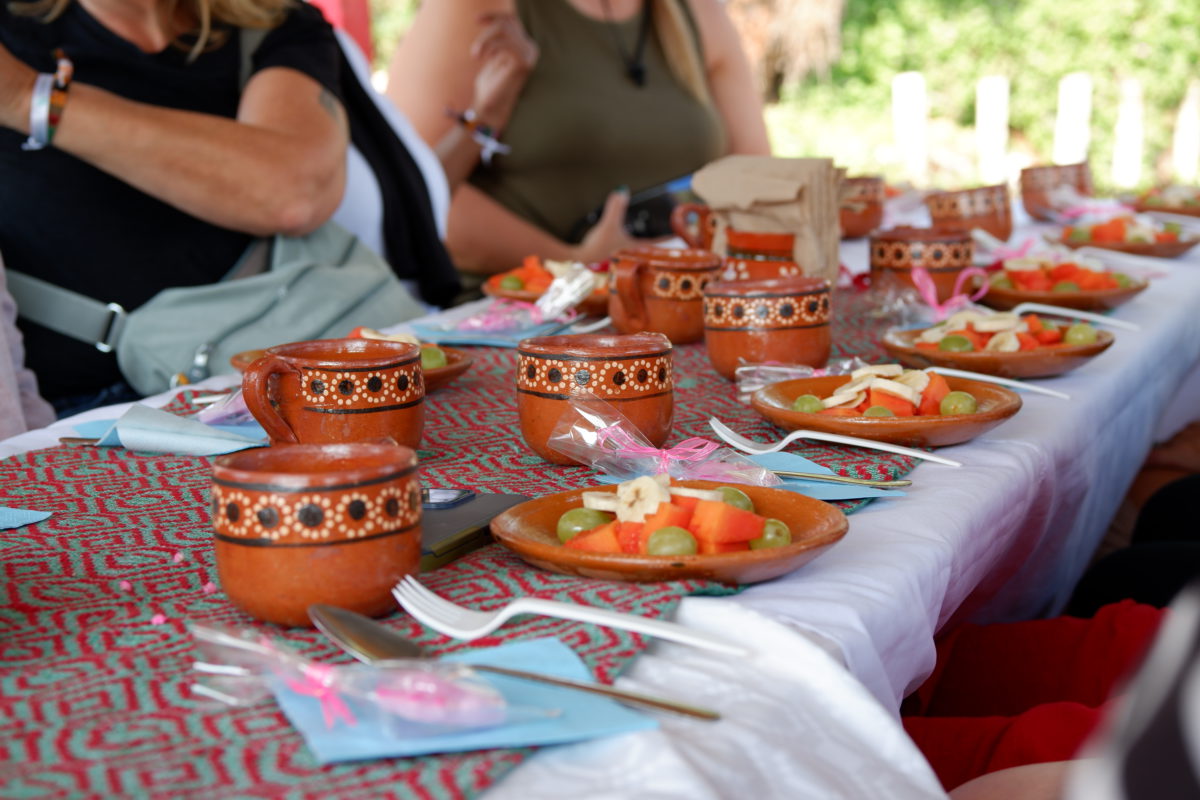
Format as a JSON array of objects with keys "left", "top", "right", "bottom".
[
  {"left": 448, "top": 107, "right": 511, "bottom": 166},
  {"left": 23, "top": 49, "right": 74, "bottom": 152}
]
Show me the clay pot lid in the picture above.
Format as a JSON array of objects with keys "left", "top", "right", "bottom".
[
  {"left": 265, "top": 338, "right": 420, "bottom": 369},
  {"left": 213, "top": 442, "right": 415, "bottom": 489},
  {"left": 517, "top": 332, "right": 671, "bottom": 358},
  {"left": 704, "top": 275, "right": 829, "bottom": 298},
  {"left": 870, "top": 225, "right": 973, "bottom": 244},
  {"left": 725, "top": 229, "right": 795, "bottom": 251},
  {"left": 613, "top": 245, "right": 722, "bottom": 269}
]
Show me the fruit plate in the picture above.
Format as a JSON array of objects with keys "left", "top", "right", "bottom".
[
  {"left": 1047, "top": 234, "right": 1199, "bottom": 259},
  {"left": 481, "top": 280, "right": 610, "bottom": 318},
  {"left": 751, "top": 375, "right": 1021, "bottom": 448},
  {"left": 489, "top": 480, "right": 848, "bottom": 585},
  {"left": 1132, "top": 201, "right": 1200, "bottom": 218},
  {"left": 229, "top": 346, "right": 474, "bottom": 392},
  {"left": 979, "top": 279, "right": 1148, "bottom": 312},
  {"left": 881, "top": 327, "right": 1114, "bottom": 379}
]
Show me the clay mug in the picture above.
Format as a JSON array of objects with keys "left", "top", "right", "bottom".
[
  {"left": 516, "top": 332, "right": 674, "bottom": 465},
  {"left": 925, "top": 183, "right": 1013, "bottom": 241},
  {"left": 211, "top": 441, "right": 421, "bottom": 627},
  {"left": 721, "top": 229, "right": 804, "bottom": 282},
  {"left": 869, "top": 227, "right": 975, "bottom": 303},
  {"left": 839, "top": 175, "right": 885, "bottom": 238},
  {"left": 243, "top": 338, "right": 424, "bottom": 449},
  {"left": 703, "top": 276, "right": 832, "bottom": 380},
  {"left": 669, "top": 202, "right": 716, "bottom": 249},
  {"left": 609, "top": 246, "right": 723, "bottom": 344},
  {"left": 1020, "top": 162, "right": 1093, "bottom": 221}
]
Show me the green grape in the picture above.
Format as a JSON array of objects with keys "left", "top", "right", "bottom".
[
  {"left": 990, "top": 276, "right": 1015, "bottom": 290},
  {"left": 647, "top": 526, "right": 698, "bottom": 556},
  {"left": 1112, "top": 273, "right": 1134, "bottom": 288},
  {"left": 499, "top": 275, "right": 525, "bottom": 290},
  {"left": 940, "top": 390, "right": 978, "bottom": 415},
  {"left": 1165, "top": 221, "right": 1183, "bottom": 235},
  {"left": 1064, "top": 323, "right": 1098, "bottom": 345},
  {"left": 790, "top": 393, "right": 824, "bottom": 413},
  {"left": 1052, "top": 281, "right": 1081, "bottom": 292},
  {"left": 750, "top": 519, "right": 792, "bottom": 550},
  {"left": 1068, "top": 227, "right": 1091, "bottom": 241},
  {"left": 938, "top": 334, "right": 974, "bottom": 352},
  {"left": 716, "top": 486, "right": 755, "bottom": 513},
  {"left": 556, "top": 508, "right": 614, "bottom": 543},
  {"left": 420, "top": 346, "right": 448, "bottom": 370},
  {"left": 864, "top": 405, "right": 895, "bottom": 417}
]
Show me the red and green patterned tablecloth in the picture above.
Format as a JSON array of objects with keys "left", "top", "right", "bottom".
[{"left": 0, "top": 291, "right": 910, "bottom": 799}]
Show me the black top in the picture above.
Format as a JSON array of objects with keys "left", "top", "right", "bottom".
[{"left": 0, "top": 2, "right": 341, "bottom": 399}]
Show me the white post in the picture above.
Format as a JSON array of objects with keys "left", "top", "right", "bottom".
[
  {"left": 975, "top": 76, "right": 1010, "bottom": 185},
  {"left": 1111, "top": 78, "right": 1144, "bottom": 188},
  {"left": 1053, "top": 72, "right": 1092, "bottom": 165},
  {"left": 1173, "top": 81, "right": 1200, "bottom": 183},
  {"left": 892, "top": 72, "right": 929, "bottom": 185}
]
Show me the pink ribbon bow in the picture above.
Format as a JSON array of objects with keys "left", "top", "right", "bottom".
[
  {"left": 988, "top": 236, "right": 1038, "bottom": 262},
  {"left": 910, "top": 265, "right": 990, "bottom": 322},
  {"left": 286, "top": 663, "right": 355, "bottom": 729},
  {"left": 1060, "top": 202, "right": 1134, "bottom": 221},
  {"left": 596, "top": 426, "right": 720, "bottom": 474}
]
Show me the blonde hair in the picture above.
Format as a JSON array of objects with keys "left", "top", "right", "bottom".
[
  {"left": 9, "top": 0, "right": 290, "bottom": 59},
  {"left": 652, "top": 0, "right": 711, "bottom": 105}
]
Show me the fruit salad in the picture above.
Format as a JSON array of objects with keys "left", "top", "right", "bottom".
[
  {"left": 1137, "top": 185, "right": 1200, "bottom": 209},
  {"left": 556, "top": 475, "right": 791, "bottom": 557},
  {"left": 913, "top": 310, "right": 1098, "bottom": 353},
  {"left": 787, "top": 364, "right": 977, "bottom": 418},
  {"left": 488, "top": 255, "right": 608, "bottom": 295},
  {"left": 991, "top": 258, "right": 1137, "bottom": 292},
  {"left": 1061, "top": 215, "right": 1182, "bottom": 244}
]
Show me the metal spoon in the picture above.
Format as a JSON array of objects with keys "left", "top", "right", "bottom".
[{"left": 308, "top": 604, "right": 720, "bottom": 721}]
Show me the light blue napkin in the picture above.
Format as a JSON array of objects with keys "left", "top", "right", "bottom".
[
  {"left": 0, "top": 507, "right": 51, "bottom": 529},
  {"left": 408, "top": 319, "right": 574, "bottom": 348},
  {"left": 74, "top": 405, "right": 266, "bottom": 456},
  {"left": 273, "top": 637, "right": 656, "bottom": 764}
]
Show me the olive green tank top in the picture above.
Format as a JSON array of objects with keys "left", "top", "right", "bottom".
[{"left": 469, "top": 0, "right": 726, "bottom": 243}]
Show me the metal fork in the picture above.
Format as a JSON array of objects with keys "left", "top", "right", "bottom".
[
  {"left": 707, "top": 417, "right": 963, "bottom": 467},
  {"left": 392, "top": 575, "right": 748, "bottom": 656}
]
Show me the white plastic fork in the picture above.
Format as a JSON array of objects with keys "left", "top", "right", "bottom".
[
  {"left": 1009, "top": 301, "right": 1140, "bottom": 331},
  {"left": 392, "top": 575, "right": 749, "bottom": 656},
  {"left": 922, "top": 367, "right": 1071, "bottom": 400},
  {"left": 708, "top": 417, "right": 963, "bottom": 468}
]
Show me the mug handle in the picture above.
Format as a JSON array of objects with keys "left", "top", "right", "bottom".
[
  {"left": 242, "top": 354, "right": 301, "bottom": 444},
  {"left": 613, "top": 255, "right": 648, "bottom": 332},
  {"left": 670, "top": 203, "right": 711, "bottom": 249}
]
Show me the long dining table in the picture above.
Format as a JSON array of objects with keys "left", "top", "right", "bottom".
[{"left": 3, "top": 215, "right": 1199, "bottom": 798}]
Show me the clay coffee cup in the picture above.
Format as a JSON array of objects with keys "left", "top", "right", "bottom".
[
  {"left": 242, "top": 338, "right": 424, "bottom": 448},
  {"left": 609, "top": 246, "right": 723, "bottom": 344},
  {"left": 925, "top": 183, "right": 1013, "bottom": 241},
  {"left": 516, "top": 332, "right": 674, "bottom": 465},
  {"left": 1020, "top": 162, "right": 1093, "bottom": 221},
  {"left": 839, "top": 175, "right": 885, "bottom": 238},
  {"left": 669, "top": 202, "right": 716, "bottom": 249},
  {"left": 869, "top": 227, "right": 975, "bottom": 303},
  {"left": 210, "top": 441, "right": 421, "bottom": 627},
  {"left": 703, "top": 277, "right": 832, "bottom": 380},
  {"left": 720, "top": 229, "right": 806, "bottom": 282}
]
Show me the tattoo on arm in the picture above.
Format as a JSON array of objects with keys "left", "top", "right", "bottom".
[{"left": 318, "top": 87, "right": 347, "bottom": 132}]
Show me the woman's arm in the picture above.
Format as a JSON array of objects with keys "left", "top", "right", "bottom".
[
  {"left": 688, "top": 0, "right": 772, "bottom": 155},
  {"left": 0, "top": 42, "right": 348, "bottom": 237}
]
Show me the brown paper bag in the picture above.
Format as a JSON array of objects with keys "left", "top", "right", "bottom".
[{"left": 691, "top": 156, "right": 843, "bottom": 284}]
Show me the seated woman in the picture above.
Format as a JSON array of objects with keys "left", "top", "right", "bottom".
[
  {"left": 0, "top": 254, "right": 55, "bottom": 437},
  {"left": 387, "top": 0, "right": 771, "bottom": 277}
]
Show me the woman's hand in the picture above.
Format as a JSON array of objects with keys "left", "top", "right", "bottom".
[
  {"left": 0, "top": 41, "right": 36, "bottom": 133},
  {"left": 573, "top": 189, "right": 637, "bottom": 264},
  {"left": 469, "top": 12, "right": 537, "bottom": 130}
]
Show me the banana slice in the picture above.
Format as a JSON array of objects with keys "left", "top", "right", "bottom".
[
  {"left": 354, "top": 327, "right": 421, "bottom": 345},
  {"left": 973, "top": 313, "right": 1022, "bottom": 333},
  {"left": 615, "top": 476, "right": 670, "bottom": 523},
  {"left": 870, "top": 378, "right": 920, "bottom": 406},
  {"left": 582, "top": 491, "right": 619, "bottom": 513},
  {"left": 894, "top": 369, "right": 930, "bottom": 393},
  {"left": 918, "top": 324, "right": 952, "bottom": 344},
  {"left": 985, "top": 330, "right": 1020, "bottom": 352},
  {"left": 851, "top": 364, "right": 903, "bottom": 380},
  {"left": 669, "top": 486, "right": 725, "bottom": 502},
  {"left": 823, "top": 390, "right": 866, "bottom": 409},
  {"left": 943, "top": 310, "right": 987, "bottom": 330},
  {"left": 652, "top": 473, "right": 672, "bottom": 490},
  {"left": 1003, "top": 257, "right": 1042, "bottom": 272}
]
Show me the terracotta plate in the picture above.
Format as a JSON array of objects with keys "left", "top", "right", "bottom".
[
  {"left": 881, "top": 327, "right": 1114, "bottom": 379},
  {"left": 979, "top": 279, "right": 1148, "bottom": 311},
  {"left": 229, "top": 346, "right": 474, "bottom": 393},
  {"left": 1048, "top": 235, "right": 1199, "bottom": 258},
  {"left": 482, "top": 280, "right": 610, "bottom": 318},
  {"left": 1132, "top": 201, "right": 1200, "bottom": 218},
  {"left": 751, "top": 374, "right": 1022, "bottom": 448},
  {"left": 489, "top": 480, "right": 848, "bottom": 585}
]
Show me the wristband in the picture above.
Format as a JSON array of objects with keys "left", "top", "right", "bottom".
[
  {"left": 448, "top": 107, "right": 511, "bottom": 166},
  {"left": 22, "top": 49, "right": 73, "bottom": 152}
]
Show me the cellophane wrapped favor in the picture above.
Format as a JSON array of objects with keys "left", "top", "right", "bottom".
[
  {"left": 734, "top": 358, "right": 869, "bottom": 403},
  {"left": 189, "top": 625, "right": 537, "bottom": 737},
  {"left": 546, "top": 394, "right": 781, "bottom": 487}
]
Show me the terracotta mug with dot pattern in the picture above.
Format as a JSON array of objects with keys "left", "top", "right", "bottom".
[
  {"left": 609, "top": 246, "right": 723, "bottom": 344},
  {"left": 516, "top": 332, "right": 673, "bottom": 465},
  {"left": 703, "top": 277, "right": 832, "bottom": 380},
  {"left": 211, "top": 442, "right": 421, "bottom": 626},
  {"left": 242, "top": 338, "right": 424, "bottom": 448}
]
